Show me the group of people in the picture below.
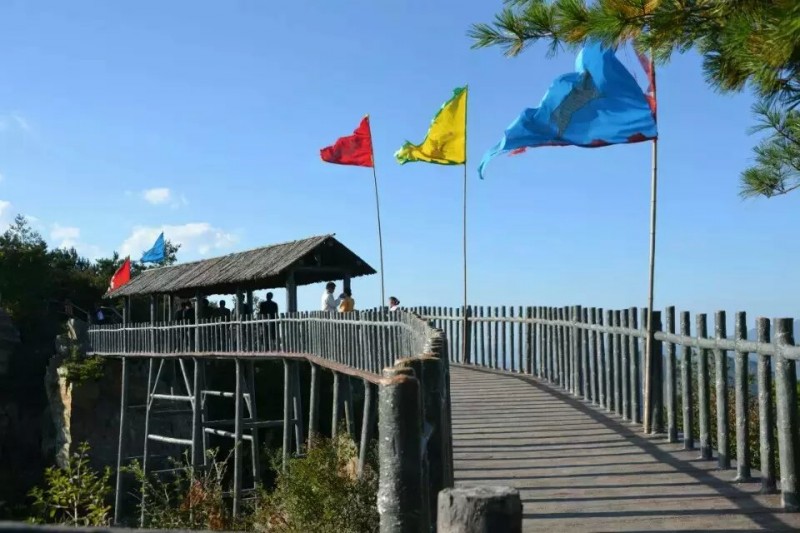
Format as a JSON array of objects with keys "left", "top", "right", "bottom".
[
  {"left": 172, "top": 292, "right": 280, "bottom": 321},
  {"left": 320, "top": 282, "right": 402, "bottom": 313}
]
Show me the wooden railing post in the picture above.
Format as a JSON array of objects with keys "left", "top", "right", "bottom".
[
  {"left": 757, "top": 318, "right": 777, "bottom": 493},
  {"left": 774, "top": 318, "right": 799, "bottom": 511},
  {"left": 714, "top": 310, "right": 730, "bottom": 469},
  {"left": 648, "top": 310, "right": 663, "bottom": 435},
  {"left": 697, "top": 313, "right": 712, "bottom": 460},
  {"left": 462, "top": 305, "right": 472, "bottom": 365},
  {"left": 378, "top": 368, "right": 424, "bottom": 533},
  {"left": 680, "top": 311, "right": 693, "bottom": 450},
  {"left": 733, "top": 312, "right": 751, "bottom": 482},
  {"left": 665, "top": 306, "right": 677, "bottom": 442}
]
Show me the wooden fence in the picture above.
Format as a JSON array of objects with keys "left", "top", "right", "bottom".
[
  {"left": 87, "top": 310, "right": 454, "bottom": 531},
  {"left": 413, "top": 304, "right": 800, "bottom": 512}
]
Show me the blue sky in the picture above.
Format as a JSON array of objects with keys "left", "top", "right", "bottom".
[{"left": 0, "top": 1, "right": 797, "bottom": 321}]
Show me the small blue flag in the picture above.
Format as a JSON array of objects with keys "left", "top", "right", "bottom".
[
  {"left": 478, "top": 43, "right": 658, "bottom": 179},
  {"left": 140, "top": 232, "right": 166, "bottom": 263}
]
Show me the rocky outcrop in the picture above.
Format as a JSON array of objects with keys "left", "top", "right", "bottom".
[
  {"left": 43, "top": 335, "right": 72, "bottom": 468},
  {"left": 0, "top": 308, "right": 19, "bottom": 377}
]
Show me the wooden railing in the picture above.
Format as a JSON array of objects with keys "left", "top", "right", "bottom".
[
  {"left": 87, "top": 310, "right": 454, "bottom": 531},
  {"left": 414, "top": 304, "right": 800, "bottom": 512}
]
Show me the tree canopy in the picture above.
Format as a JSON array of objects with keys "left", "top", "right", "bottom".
[
  {"left": 0, "top": 215, "right": 181, "bottom": 330},
  {"left": 469, "top": 0, "right": 800, "bottom": 198}
]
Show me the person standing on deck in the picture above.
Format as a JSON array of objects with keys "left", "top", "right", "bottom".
[
  {"left": 218, "top": 300, "right": 231, "bottom": 320},
  {"left": 259, "top": 292, "right": 279, "bottom": 348},
  {"left": 388, "top": 296, "right": 400, "bottom": 312},
  {"left": 338, "top": 288, "right": 354, "bottom": 312},
  {"left": 321, "top": 282, "right": 339, "bottom": 313}
]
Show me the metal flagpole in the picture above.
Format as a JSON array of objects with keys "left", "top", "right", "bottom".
[
  {"left": 367, "top": 116, "right": 387, "bottom": 309},
  {"left": 462, "top": 86, "right": 469, "bottom": 364},
  {"left": 643, "top": 55, "right": 658, "bottom": 434}
]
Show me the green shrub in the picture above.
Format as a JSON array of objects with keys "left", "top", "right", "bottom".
[
  {"left": 125, "top": 449, "right": 244, "bottom": 531},
  {"left": 63, "top": 343, "right": 105, "bottom": 385},
  {"left": 28, "top": 442, "right": 112, "bottom": 526},
  {"left": 254, "top": 434, "right": 379, "bottom": 533}
]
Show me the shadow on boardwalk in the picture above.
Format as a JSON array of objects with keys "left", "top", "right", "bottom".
[{"left": 450, "top": 365, "right": 800, "bottom": 532}]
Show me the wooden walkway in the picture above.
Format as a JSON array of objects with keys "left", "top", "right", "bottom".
[{"left": 450, "top": 365, "right": 800, "bottom": 532}]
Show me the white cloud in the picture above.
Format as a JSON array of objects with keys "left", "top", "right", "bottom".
[
  {"left": 51, "top": 224, "right": 81, "bottom": 248},
  {"left": 0, "top": 112, "right": 32, "bottom": 135},
  {"left": 141, "top": 187, "right": 189, "bottom": 209},
  {"left": 48, "top": 223, "right": 107, "bottom": 259},
  {"left": 142, "top": 187, "right": 172, "bottom": 205},
  {"left": 11, "top": 113, "right": 31, "bottom": 132},
  {"left": 119, "top": 223, "right": 238, "bottom": 260}
]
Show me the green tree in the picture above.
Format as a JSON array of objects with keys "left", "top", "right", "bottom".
[
  {"left": 28, "top": 442, "right": 112, "bottom": 527},
  {"left": 468, "top": 0, "right": 800, "bottom": 197}
]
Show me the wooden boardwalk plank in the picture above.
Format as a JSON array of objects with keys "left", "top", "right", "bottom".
[{"left": 450, "top": 365, "right": 800, "bottom": 532}]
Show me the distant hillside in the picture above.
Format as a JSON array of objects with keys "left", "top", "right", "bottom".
[{"left": 746, "top": 319, "right": 800, "bottom": 343}]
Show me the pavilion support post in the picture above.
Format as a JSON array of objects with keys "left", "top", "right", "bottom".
[
  {"left": 150, "top": 295, "right": 156, "bottom": 354},
  {"left": 343, "top": 273, "right": 351, "bottom": 294},
  {"left": 194, "top": 291, "right": 202, "bottom": 353},
  {"left": 235, "top": 288, "right": 244, "bottom": 319},
  {"left": 286, "top": 271, "right": 298, "bottom": 314},
  {"left": 246, "top": 290, "right": 253, "bottom": 316},
  {"left": 167, "top": 294, "right": 174, "bottom": 322}
]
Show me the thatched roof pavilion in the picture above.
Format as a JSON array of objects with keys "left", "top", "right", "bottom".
[{"left": 106, "top": 234, "right": 375, "bottom": 313}]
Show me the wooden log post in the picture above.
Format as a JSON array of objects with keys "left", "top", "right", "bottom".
[
  {"left": 437, "top": 486, "right": 522, "bottom": 533},
  {"left": 774, "top": 317, "right": 800, "bottom": 511},
  {"left": 665, "top": 306, "right": 677, "bottom": 443},
  {"left": 462, "top": 305, "right": 472, "bottom": 365},
  {"left": 525, "top": 306, "right": 533, "bottom": 375},
  {"left": 358, "top": 380, "right": 374, "bottom": 478},
  {"left": 308, "top": 363, "right": 320, "bottom": 449},
  {"left": 191, "top": 358, "right": 203, "bottom": 468},
  {"left": 232, "top": 358, "right": 243, "bottom": 517},
  {"left": 286, "top": 271, "right": 298, "bottom": 314},
  {"left": 630, "top": 307, "right": 641, "bottom": 424},
  {"left": 331, "top": 371, "right": 340, "bottom": 440},
  {"left": 613, "top": 310, "right": 622, "bottom": 416},
  {"left": 680, "top": 311, "right": 694, "bottom": 450},
  {"left": 648, "top": 310, "right": 663, "bottom": 435},
  {"left": 697, "top": 313, "right": 712, "bottom": 460},
  {"left": 282, "top": 359, "right": 291, "bottom": 471},
  {"left": 733, "top": 312, "right": 751, "bottom": 482},
  {"left": 113, "top": 356, "right": 129, "bottom": 525},
  {"left": 714, "top": 310, "right": 730, "bottom": 469},
  {"left": 621, "top": 309, "right": 630, "bottom": 419},
  {"left": 757, "top": 318, "right": 777, "bottom": 494},
  {"left": 378, "top": 368, "right": 425, "bottom": 533}
]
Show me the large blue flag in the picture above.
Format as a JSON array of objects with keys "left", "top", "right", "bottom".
[
  {"left": 140, "top": 232, "right": 166, "bottom": 263},
  {"left": 478, "top": 43, "right": 657, "bottom": 179}
]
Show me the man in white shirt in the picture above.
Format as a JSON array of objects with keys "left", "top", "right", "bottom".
[{"left": 321, "top": 282, "right": 339, "bottom": 312}]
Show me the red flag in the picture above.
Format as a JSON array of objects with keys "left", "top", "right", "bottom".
[
  {"left": 108, "top": 257, "right": 131, "bottom": 292},
  {"left": 320, "top": 116, "right": 374, "bottom": 167}
]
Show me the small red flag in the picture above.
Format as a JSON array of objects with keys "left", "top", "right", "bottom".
[
  {"left": 108, "top": 257, "right": 131, "bottom": 292},
  {"left": 320, "top": 116, "right": 373, "bottom": 167}
]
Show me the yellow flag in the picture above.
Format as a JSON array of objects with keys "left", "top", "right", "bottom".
[{"left": 395, "top": 86, "right": 467, "bottom": 165}]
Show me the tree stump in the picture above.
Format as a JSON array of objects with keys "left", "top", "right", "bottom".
[{"left": 437, "top": 486, "right": 522, "bottom": 533}]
